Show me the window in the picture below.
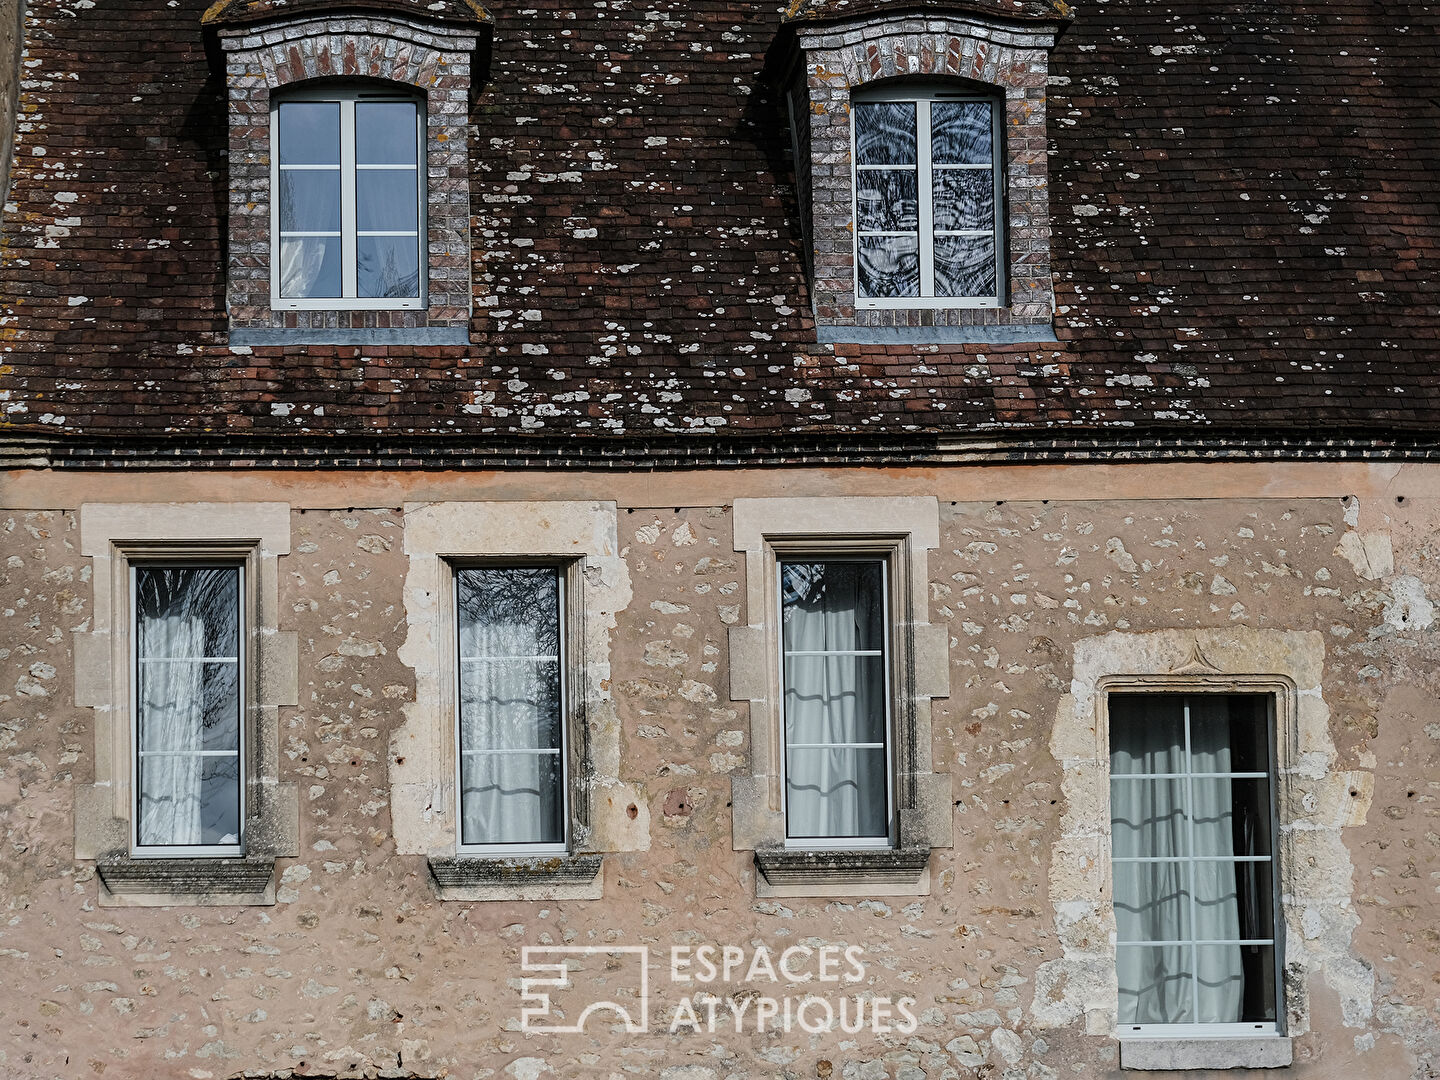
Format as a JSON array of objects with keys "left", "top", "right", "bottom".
[
  {"left": 852, "top": 86, "right": 1003, "bottom": 308},
  {"left": 272, "top": 86, "right": 424, "bottom": 308},
  {"left": 455, "top": 566, "right": 568, "bottom": 854},
  {"left": 1109, "top": 693, "right": 1281, "bottom": 1036},
  {"left": 132, "top": 565, "right": 245, "bottom": 856},
  {"left": 779, "top": 559, "right": 892, "bottom": 847}
]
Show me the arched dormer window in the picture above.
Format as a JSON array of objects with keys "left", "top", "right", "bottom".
[
  {"left": 272, "top": 83, "right": 426, "bottom": 309},
  {"left": 851, "top": 81, "right": 1004, "bottom": 309},
  {"left": 203, "top": 0, "right": 490, "bottom": 346}
]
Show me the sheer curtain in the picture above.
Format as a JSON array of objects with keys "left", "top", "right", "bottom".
[
  {"left": 137, "top": 614, "right": 205, "bottom": 846},
  {"left": 458, "top": 572, "right": 562, "bottom": 847},
  {"left": 1111, "top": 695, "right": 1243, "bottom": 1025},
  {"left": 782, "top": 563, "right": 887, "bottom": 840}
]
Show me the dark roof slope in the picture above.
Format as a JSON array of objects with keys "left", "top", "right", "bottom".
[{"left": 0, "top": 0, "right": 1437, "bottom": 463}]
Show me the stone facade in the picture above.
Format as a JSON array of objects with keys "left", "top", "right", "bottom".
[{"left": 1, "top": 465, "right": 1437, "bottom": 1077}]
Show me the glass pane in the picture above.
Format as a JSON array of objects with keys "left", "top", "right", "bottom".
[
  {"left": 277, "top": 101, "right": 340, "bottom": 165},
  {"left": 1113, "top": 859, "right": 1192, "bottom": 943},
  {"left": 357, "top": 169, "right": 420, "bottom": 232},
  {"left": 277, "top": 169, "right": 341, "bottom": 233},
  {"left": 1111, "top": 774, "right": 1190, "bottom": 859},
  {"left": 781, "top": 562, "right": 884, "bottom": 652},
  {"left": 1193, "top": 945, "right": 1251, "bottom": 1024},
  {"left": 460, "top": 752, "right": 564, "bottom": 846},
  {"left": 1235, "top": 859, "right": 1276, "bottom": 943},
  {"left": 456, "top": 568, "right": 564, "bottom": 846},
  {"left": 857, "top": 234, "right": 919, "bottom": 298},
  {"left": 784, "top": 655, "right": 886, "bottom": 746},
  {"left": 279, "top": 236, "right": 341, "bottom": 299},
  {"left": 930, "top": 101, "right": 992, "bottom": 165},
  {"left": 933, "top": 169, "right": 995, "bottom": 231},
  {"left": 785, "top": 747, "right": 888, "bottom": 840},
  {"left": 854, "top": 102, "right": 916, "bottom": 166},
  {"left": 357, "top": 235, "right": 421, "bottom": 298},
  {"left": 1117, "top": 944, "right": 1196, "bottom": 1026},
  {"left": 1189, "top": 778, "right": 1272, "bottom": 856},
  {"left": 136, "top": 661, "right": 239, "bottom": 753},
  {"left": 1109, "top": 694, "right": 1185, "bottom": 775},
  {"left": 137, "top": 754, "right": 240, "bottom": 848},
  {"left": 855, "top": 169, "right": 918, "bottom": 232},
  {"left": 932, "top": 234, "right": 996, "bottom": 298},
  {"left": 1233, "top": 941, "right": 1279, "bottom": 1023},
  {"left": 1225, "top": 695, "right": 1272, "bottom": 774},
  {"left": 355, "top": 101, "right": 419, "bottom": 165}
]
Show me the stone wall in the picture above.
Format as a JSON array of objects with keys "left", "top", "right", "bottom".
[{"left": 1, "top": 468, "right": 1437, "bottom": 1078}]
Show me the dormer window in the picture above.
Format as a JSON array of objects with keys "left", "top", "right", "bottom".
[
  {"left": 273, "top": 87, "right": 425, "bottom": 308},
  {"left": 853, "top": 85, "right": 1003, "bottom": 308}
]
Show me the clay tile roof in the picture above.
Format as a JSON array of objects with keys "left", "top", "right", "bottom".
[{"left": 201, "top": 0, "right": 490, "bottom": 31}]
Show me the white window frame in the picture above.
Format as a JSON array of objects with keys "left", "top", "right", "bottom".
[
  {"left": 776, "top": 553, "right": 896, "bottom": 851},
  {"left": 452, "top": 563, "right": 571, "bottom": 859},
  {"left": 128, "top": 561, "right": 247, "bottom": 860},
  {"left": 1109, "top": 690, "right": 1285, "bottom": 1042},
  {"left": 270, "top": 83, "right": 426, "bottom": 310},
  {"left": 851, "top": 82, "right": 1005, "bottom": 310}
]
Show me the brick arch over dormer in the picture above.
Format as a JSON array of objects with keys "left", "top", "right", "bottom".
[
  {"left": 762, "top": 4, "right": 1069, "bottom": 344},
  {"left": 205, "top": 2, "right": 488, "bottom": 343}
]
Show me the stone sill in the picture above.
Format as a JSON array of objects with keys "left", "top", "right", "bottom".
[
  {"left": 816, "top": 323, "right": 1058, "bottom": 345},
  {"left": 428, "top": 854, "right": 604, "bottom": 902},
  {"left": 96, "top": 856, "right": 277, "bottom": 907},
  {"left": 754, "top": 846, "right": 931, "bottom": 897},
  {"left": 230, "top": 327, "right": 470, "bottom": 347},
  {"left": 1119, "top": 1036, "right": 1293, "bottom": 1071}
]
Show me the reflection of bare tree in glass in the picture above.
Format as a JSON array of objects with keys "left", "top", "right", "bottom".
[
  {"left": 357, "top": 241, "right": 420, "bottom": 298},
  {"left": 136, "top": 567, "right": 239, "bottom": 739},
  {"left": 457, "top": 568, "right": 564, "bottom": 845}
]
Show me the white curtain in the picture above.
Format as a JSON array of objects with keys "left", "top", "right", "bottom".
[
  {"left": 783, "top": 565, "right": 886, "bottom": 839},
  {"left": 279, "top": 236, "right": 327, "bottom": 298},
  {"left": 459, "top": 614, "right": 560, "bottom": 846},
  {"left": 1112, "top": 696, "right": 1243, "bottom": 1024},
  {"left": 277, "top": 169, "right": 334, "bottom": 298},
  {"left": 137, "top": 614, "right": 205, "bottom": 846}
]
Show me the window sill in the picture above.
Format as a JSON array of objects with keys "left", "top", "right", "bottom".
[
  {"left": 230, "top": 327, "right": 469, "bottom": 347},
  {"left": 753, "top": 846, "right": 930, "bottom": 898},
  {"left": 816, "top": 324, "right": 1058, "bottom": 346},
  {"left": 1119, "top": 1036, "right": 1293, "bottom": 1071},
  {"left": 428, "top": 854, "right": 604, "bottom": 902},
  {"left": 95, "top": 855, "right": 277, "bottom": 907}
]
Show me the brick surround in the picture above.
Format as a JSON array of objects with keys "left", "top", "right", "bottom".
[
  {"left": 780, "top": 13, "right": 1064, "bottom": 339},
  {"left": 216, "top": 14, "right": 479, "bottom": 339}
]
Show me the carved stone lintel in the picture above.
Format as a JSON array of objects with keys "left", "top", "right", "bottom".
[
  {"left": 753, "top": 847, "right": 930, "bottom": 887},
  {"left": 1170, "top": 638, "right": 1222, "bottom": 675}
]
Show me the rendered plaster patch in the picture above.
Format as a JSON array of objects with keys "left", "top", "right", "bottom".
[
  {"left": 1032, "top": 627, "right": 1372, "bottom": 1040},
  {"left": 391, "top": 501, "right": 645, "bottom": 860}
]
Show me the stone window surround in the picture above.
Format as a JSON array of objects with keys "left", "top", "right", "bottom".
[
  {"left": 775, "top": 12, "right": 1065, "bottom": 345},
  {"left": 392, "top": 501, "right": 649, "bottom": 902},
  {"left": 729, "top": 496, "right": 952, "bottom": 898},
  {"left": 212, "top": 12, "right": 479, "bottom": 346},
  {"left": 72, "top": 503, "right": 300, "bottom": 907},
  {"left": 1033, "top": 628, "right": 1377, "bottom": 1071}
]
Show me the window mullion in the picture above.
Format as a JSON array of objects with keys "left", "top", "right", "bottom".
[
  {"left": 341, "top": 99, "right": 358, "bottom": 299},
  {"left": 917, "top": 99, "right": 934, "bottom": 298},
  {"left": 1182, "top": 697, "right": 1200, "bottom": 1023}
]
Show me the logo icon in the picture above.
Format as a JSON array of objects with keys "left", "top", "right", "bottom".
[{"left": 519, "top": 946, "right": 650, "bottom": 1033}]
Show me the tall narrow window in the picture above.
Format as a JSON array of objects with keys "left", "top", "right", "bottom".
[
  {"left": 1110, "top": 693, "right": 1281, "bottom": 1033},
  {"left": 133, "top": 565, "right": 243, "bottom": 855},
  {"left": 273, "top": 88, "right": 424, "bottom": 307},
  {"left": 780, "top": 560, "right": 891, "bottom": 846},
  {"left": 455, "top": 567, "right": 567, "bottom": 852},
  {"left": 852, "top": 86, "right": 1002, "bottom": 308}
]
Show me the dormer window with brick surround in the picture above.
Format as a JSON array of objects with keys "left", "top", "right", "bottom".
[
  {"left": 763, "top": 0, "right": 1069, "bottom": 345},
  {"left": 203, "top": 0, "right": 491, "bottom": 346}
]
